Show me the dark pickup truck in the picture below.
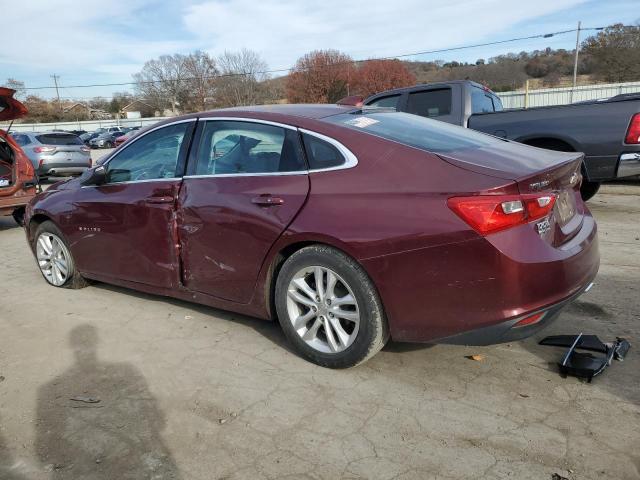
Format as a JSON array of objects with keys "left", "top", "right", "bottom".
[{"left": 363, "top": 80, "right": 640, "bottom": 199}]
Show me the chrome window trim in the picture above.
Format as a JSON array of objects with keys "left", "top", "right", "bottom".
[
  {"left": 199, "top": 116, "right": 298, "bottom": 131},
  {"left": 100, "top": 118, "right": 197, "bottom": 168},
  {"left": 80, "top": 178, "right": 180, "bottom": 189},
  {"left": 299, "top": 128, "right": 358, "bottom": 172}
]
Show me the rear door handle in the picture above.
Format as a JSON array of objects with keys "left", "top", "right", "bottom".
[
  {"left": 251, "top": 195, "right": 284, "bottom": 206},
  {"left": 145, "top": 196, "right": 174, "bottom": 204}
]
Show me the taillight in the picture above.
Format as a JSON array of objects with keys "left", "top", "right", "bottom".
[
  {"left": 447, "top": 194, "right": 556, "bottom": 235},
  {"left": 625, "top": 113, "right": 640, "bottom": 144},
  {"left": 33, "top": 146, "right": 56, "bottom": 153}
]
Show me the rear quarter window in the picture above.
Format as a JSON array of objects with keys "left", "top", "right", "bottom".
[
  {"left": 302, "top": 134, "right": 346, "bottom": 170},
  {"left": 11, "top": 134, "right": 30, "bottom": 146}
]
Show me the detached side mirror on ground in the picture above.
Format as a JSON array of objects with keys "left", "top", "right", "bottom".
[{"left": 80, "top": 166, "right": 106, "bottom": 186}]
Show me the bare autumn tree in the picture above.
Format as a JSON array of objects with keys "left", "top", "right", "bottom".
[
  {"left": 352, "top": 59, "right": 416, "bottom": 97},
  {"left": 582, "top": 23, "right": 640, "bottom": 82},
  {"left": 133, "top": 54, "right": 190, "bottom": 114},
  {"left": 183, "top": 50, "right": 218, "bottom": 111},
  {"left": 286, "top": 50, "right": 356, "bottom": 103},
  {"left": 215, "top": 49, "right": 269, "bottom": 107},
  {"left": 3, "top": 78, "right": 26, "bottom": 100}
]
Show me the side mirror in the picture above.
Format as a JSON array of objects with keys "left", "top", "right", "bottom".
[{"left": 80, "top": 165, "right": 107, "bottom": 186}]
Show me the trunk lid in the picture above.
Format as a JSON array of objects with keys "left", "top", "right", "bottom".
[
  {"left": 439, "top": 142, "right": 584, "bottom": 246},
  {"left": 0, "top": 87, "right": 28, "bottom": 122}
]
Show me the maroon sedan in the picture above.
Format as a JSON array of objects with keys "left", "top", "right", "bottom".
[{"left": 24, "top": 105, "right": 599, "bottom": 368}]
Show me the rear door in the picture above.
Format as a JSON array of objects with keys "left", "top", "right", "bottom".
[{"left": 178, "top": 118, "right": 309, "bottom": 303}]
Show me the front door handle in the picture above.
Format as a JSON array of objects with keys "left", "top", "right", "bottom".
[
  {"left": 251, "top": 195, "right": 284, "bottom": 207},
  {"left": 145, "top": 196, "right": 174, "bottom": 204}
]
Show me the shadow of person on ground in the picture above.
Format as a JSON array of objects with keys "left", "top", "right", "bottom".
[{"left": 35, "top": 324, "right": 181, "bottom": 479}]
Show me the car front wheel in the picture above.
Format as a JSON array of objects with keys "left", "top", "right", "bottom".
[
  {"left": 275, "top": 245, "right": 389, "bottom": 368},
  {"left": 33, "top": 221, "right": 88, "bottom": 289}
]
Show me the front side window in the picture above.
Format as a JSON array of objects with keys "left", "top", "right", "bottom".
[
  {"left": 105, "top": 122, "right": 188, "bottom": 183},
  {"left": 366, "top": 94, "right": 400, "bottom": 109},
  {"left": 195, "top": 121, "right": 305, "bottom": 175},
  {"left": 407, "top": 89, "right": 452, "bottom": 118}
]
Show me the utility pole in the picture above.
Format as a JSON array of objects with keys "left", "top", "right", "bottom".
[
  {"left": 571, "top": 21, "right": 581, "bottom": 104},
  {"left": 51, "top": 74, "right": 62, "bottom": 114}
]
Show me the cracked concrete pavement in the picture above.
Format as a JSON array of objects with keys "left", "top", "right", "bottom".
[{"left": 0, "top": 181, "right": 638, "bottom": 479}]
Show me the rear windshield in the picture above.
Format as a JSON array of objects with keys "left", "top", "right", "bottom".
[
  {"left": 36, "top": 134, "right": 83, "bottom": 146},
  {"left": 324, "top": 111, "right": 504, "bottom": 152}
]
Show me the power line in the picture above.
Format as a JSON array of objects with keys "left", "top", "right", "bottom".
[{"left": 20, "top": 25, "right": 616, "bottom": 92}]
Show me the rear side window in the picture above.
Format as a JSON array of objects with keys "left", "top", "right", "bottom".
[
  {"left": 195, "top": 121, "right": 305, "bottom": 175},
  {"left": 302, "top": 134, "right": 346, "bottom": 170},
  {"left": 407, "top": 89, "right": 452, "bottom": 118},
  {"left": 324, "top": 112, "right": 501, "bottom": 153},
  {"left": 35, "top": 134, "right": 83, "bottom": 146},
  {"left": 366, "top": 94, "right": 401, "bottom": 109},
  {"left": 471, "top": 88, "right": 495, "bottom": 113},
  {"left": 11, "top": 134, "right": 30, "bottom": 146}
]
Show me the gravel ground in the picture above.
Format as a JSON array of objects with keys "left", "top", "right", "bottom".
[{"left": 0, "top": 183, "right": 638, "bottom": 480}]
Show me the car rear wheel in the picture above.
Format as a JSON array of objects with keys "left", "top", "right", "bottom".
[
  {"left": 275, "top": 245, "right": 388, "bottom": 368},
  {"left": 33, "top": 221, "right": 88, "bottom": 289}
]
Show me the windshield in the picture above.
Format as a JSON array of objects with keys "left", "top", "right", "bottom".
[{"left": 324, "top": 111, "right": 504, "bottom": 153}]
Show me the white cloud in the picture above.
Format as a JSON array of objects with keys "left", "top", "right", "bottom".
[{"left": 182, "top": 0, "right": 588, "bottom": 70}]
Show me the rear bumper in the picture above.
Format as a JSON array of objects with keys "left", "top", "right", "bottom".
[
  {"left": 617, "top": 153, "right": 640, "bottom": 178},
  {"left": 437, "top": 281, "right": 593, "bottom": 345},
  {"left": 39, "top": 165, "right": 90, "bottom": 176}
]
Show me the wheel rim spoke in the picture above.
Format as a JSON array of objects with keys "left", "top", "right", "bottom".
[
  {"left": 302, "top": 317, "right": 323, "bottom": 341},
  {"left": 323, "top": 317, "right": 339, "bottom": 352},
  {"left": 325, "top": 271, "right": 337, "bottom": 300},
  {"left": 327, "top": 316, "right": 350, "bottom": 348},
  {"left": 293, "top": 309, "right": 316, "bottom": 329},
  {"left": 292, "top": 277, "right": 317, "bottom": 303},
  {"left": 332, "top": 294, "right": 355, "bottom": 307},
  {"left": 288, "top": 290, "right": 316, "bottom": 308},
  {"left": 314, "top": 267, "right": 324, "bottom": 300},
  {"left": 332, "top": 308, "right": 359, "bottom": 323}
]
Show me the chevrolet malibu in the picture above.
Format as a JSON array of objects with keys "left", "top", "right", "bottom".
[{"left": 24, "top": 105, "right": 599, "bottom": 368}]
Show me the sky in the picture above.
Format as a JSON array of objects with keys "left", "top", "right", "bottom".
[{"left": 0, "top": 0, "right": 637, "bottom": 100}]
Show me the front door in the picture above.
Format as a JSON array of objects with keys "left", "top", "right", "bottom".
[
  {"left": 69, "top": 120, "right": 195, "bottom": 288},
  {"left": 179, "top": 119, "right": 309, "bottom": 303}
]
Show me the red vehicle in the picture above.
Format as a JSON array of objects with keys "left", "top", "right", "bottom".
[
  {"left": 0, "top": 88, "right": 38, "bottom": 224},
  {"left": 114, "top": 129, "right": 137, "bottom": 147},
  {"left": 24, "top": 105, "right": 599, "bottom": 368}
]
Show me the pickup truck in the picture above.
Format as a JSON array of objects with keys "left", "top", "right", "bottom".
[{"left": 363, "top": 80, "right": 640, "bottom": 200}]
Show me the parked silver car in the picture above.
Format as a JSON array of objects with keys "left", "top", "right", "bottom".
[{"left": 11, "top": 131, "right": 91, "bottom": 179}]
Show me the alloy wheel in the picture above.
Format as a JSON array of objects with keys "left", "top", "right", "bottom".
[
  {"left": 36, "top": 232, "right": 71, "bottom": 286},
  {"left": 286, "top": 266, "right": 360, "bottom": 354}
]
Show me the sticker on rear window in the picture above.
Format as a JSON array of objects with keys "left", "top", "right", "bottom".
[{"left": 344, "top": 117, "right": 379, "bottom": 128}]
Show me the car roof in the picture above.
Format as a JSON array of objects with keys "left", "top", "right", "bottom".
[{"left": 365, "top": 80, "right": 492, "bottom": 101}]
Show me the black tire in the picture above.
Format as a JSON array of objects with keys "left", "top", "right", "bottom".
[
  {"left": 12, "top": 207, "right": 25, "bottom": 226},
  {"left": 32, "top": 220, "right": 89, "bottom": 289},
  {"left": 105, "top": 141, "right": 113, "bottom": 149},
  {"left": 580, "top": 179, "right": 601, "bottom": 201},
  {"left": 275, "top": 244, "right": 389, "bottom": 368}
]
